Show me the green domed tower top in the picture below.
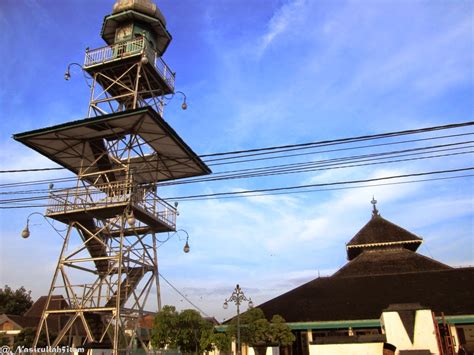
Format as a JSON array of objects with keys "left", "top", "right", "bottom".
[
  {"left": 82, "top": 0, "right": 177, "bottom": 115},
  {"left": 101, "top": 0, "right": 172, "bottom": 56}
]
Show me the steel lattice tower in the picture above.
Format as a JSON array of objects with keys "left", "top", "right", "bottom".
[{"left": 13, "top": 1, "right": 211, "bottom": 353}]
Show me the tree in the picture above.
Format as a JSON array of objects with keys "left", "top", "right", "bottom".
[
  {"left": 253, "top": 318, "right": 271, "bottom": 346},
  {"left": 151, "top": 305, "right": 179, "bottom": 349},
  {"left": 211, "top": 332, "right": 231, "bottom": 353},
  {"left": 175, "top": 309, "right": 212, "bottom": 354},
  {"left": 0, "top": 336, "right": 10, "bottom": 347},
  {"left": 269, "top": 315, "right": 295, "bottom": 347},
  {"left": 11, "top": 328, "right": 55, "bottom": 348},
  {"left": 151, "top": 306, "right": 218, "bottom": 354},
  {"left": 0, "top": 286, "right": 33, "bottom": 316},
  {"left": 251, "top": 318, "right": 272, "bottom": 355},
  {"left": 226, "top": 308, "right": 295, "bottom": 355},
  {"left": 226, "top": 307, "right": 266, "bottom": 346}
]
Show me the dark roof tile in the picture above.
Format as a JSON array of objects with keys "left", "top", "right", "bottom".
[
  {"left": 258, "top": 268, "right": 474, "bottom": 322},
  {"left": 346, "top": 216, "right": 423, "bottom": 260},
  {"left": 0, "top": 314, "right": 39, "bottom": 328},
  {"left": 334, "top": 248, "right": 451, "bottom": 277},
  {"left": 24, "top": 295, "right": 69, "bottom": 318}
]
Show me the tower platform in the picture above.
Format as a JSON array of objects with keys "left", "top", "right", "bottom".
[
  {"left": 45, "top": 177, "right": 177, "bottom": 233},
  {"left": 13, "top": 107, "right": 211, "bottom": 185},
  {"left": 84, "top": 37, "right": 175, "bottom": 97}
]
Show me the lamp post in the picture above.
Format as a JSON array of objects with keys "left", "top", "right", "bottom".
[
  {"left": 168, "top": 229, "right": 190, "bottom": 253},
  {"left": 224, "top": 284, "right": 254, "bottom": 355},
  {"left": 20, "top": 212, "right": 66, "bottom": 239},
  {"left": 64, "top": 62, "right": 91, "bottom": 87},
  {"left": 21, "top": 212, "right": 49, "bottom": 238},
  {"left": 163, "top": 90, "right": 188, "bottom": 110},
  {"left": 154, "top": 228, "right": 191, "bottom": 311},
  {"left": 178, "top": 229, "right": 191, "bottom": 253},
  {"left": 174, "top": 91, "right": 188, "bottom": 110}
]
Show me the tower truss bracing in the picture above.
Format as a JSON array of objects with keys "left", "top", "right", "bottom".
[
  {"left": 13, "top": 1, "right": 211, "bottom": 353},
  {"left": 84, "top": 36, "right": 175, "bottom": 117},
  {"left": 14, "top": 109, "right": 210, "bottom": 353}
]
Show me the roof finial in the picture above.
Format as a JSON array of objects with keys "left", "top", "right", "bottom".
[{"left": 371, "top": 196, "right": 380, "bottom": 218}]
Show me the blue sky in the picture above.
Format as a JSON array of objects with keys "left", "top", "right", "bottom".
[{"left": 0, "top": 0, "right": 473, "bottom": 321}]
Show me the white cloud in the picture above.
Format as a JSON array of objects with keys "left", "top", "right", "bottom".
[{"left": 257, "top": 0, "right": 308, "bottom": 56}]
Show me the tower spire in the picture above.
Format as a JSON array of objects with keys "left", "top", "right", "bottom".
[{"left": 371, "top": 196, "right": 380, "bottom": 218}]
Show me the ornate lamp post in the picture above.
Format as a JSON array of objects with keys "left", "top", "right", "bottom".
[{"left": 224, "top": 284, "right": 254, "bottom": 355}]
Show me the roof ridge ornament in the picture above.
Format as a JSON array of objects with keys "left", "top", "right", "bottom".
[{"left": 371, "top": 196, "right": 380, "bottom": 218}]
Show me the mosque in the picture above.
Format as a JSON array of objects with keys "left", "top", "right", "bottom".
[{"left": 253, "top": 199, "right": 474, "bottom": 354}]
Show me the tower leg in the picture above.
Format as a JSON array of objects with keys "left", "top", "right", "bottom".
[
  {"left": 33, "top": 223, "right": 74, "bottom": 349},
  {"left": 113, "top": 216, "right": 125, "bottom": 355},
  {"left": 152, "top": 233, "right": 162, "bottom": 311}
]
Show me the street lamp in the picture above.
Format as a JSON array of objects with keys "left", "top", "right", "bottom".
[
  {"left": 64, "top": 62, "right": 91, "bottom": 87},
  {"left": 163, "top": 91, "right": 188, "bottom": 110},
  {"left": 20, "top": 212, "right": 44, "bottom": 238},
  {"left": 126, "top": 210, "right": 136, "bottom": 227},
  {"left": 20, "top": 212, "right": 66, "bottom": 239},
  {"left": 64, "top": 62, "right": 84, "bottom": 81},
  {"left": 183, "top": 236, "right": 190, "bottom": 253},
  {"left": 176, "top": 91, "right": 188, "bottom": 110},
  {"left": 162, "top": 229, "right": 191, "bottom": 253},
  {"left": 224, "top": 284, "right": 253, "bottom": 355},
  {"left": 172, "top": 229, "right": 191, "bottom": 253}
]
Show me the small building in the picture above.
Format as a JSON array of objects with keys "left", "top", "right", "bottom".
[
  {"left": 1, "top": 295, "right": 158, "bottom": 349},
  {"left": 0, "top": 295, "right": 69, "bottom": 346},
  {"left": 254, "top": 201, "right": 474, "bottom": 354}
]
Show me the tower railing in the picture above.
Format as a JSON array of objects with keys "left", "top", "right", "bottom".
[
  {"left": 46, "top": 179, "right": 132, "bottom": 214},
  {"left": 46, "top": 178, "right": 176, "bottom": 230},
  {"left": 84, "top": 37, "right": 175, "bottom": 91},
  {"left": 132, "top": 186, "right": 177, "bottom": 228}
]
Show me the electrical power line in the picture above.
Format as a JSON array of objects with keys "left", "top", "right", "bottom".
[
  {"left": 159, "top": 272, "right": 210, "bottom": 317},
  {"left": 157, "top": 145, "right": 474, "bottom": 187},
  {"left": 179, "top": 174, "right": 474, "bottom": 201},
  {"left": 199, "top": 121, "right": 474, "bottom": 159},
  {"left": 206, "top": 132, "right": 474, "bottom": 167},
  {"left": 165, "top": 166, "right": 474, "bottom": 201},
  {"left": 1, "top": 167, "right": 472, "bottom": 209},
  {"left": 1, "top": 122, "right": 472, "bottom": 174},
  {"left": 0, "top": 121, "right": 472, "bottom": 210},
  {"left": 1, "top": 138, "right": 472, "bottom": 194},
  {"left": 1, "top": 149, "right": 471, "bottom": 203}
]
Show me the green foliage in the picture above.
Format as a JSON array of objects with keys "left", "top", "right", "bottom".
[
  {"left": 269, "top": 315, "right": 295, "bottom": 346},
  {"left": 0, "top": 336, "right": 10, "bottom": 346},
  {"left": 12, "top": 328, "right": 37, "bottom": 348},
  {"left": 175, "top": 309, "right": 211, "bottom": 353},
  {"left": 151, "top": 305, "right": 179, "bottom": 349},
  {"left": 211, "top": 332, "right": 231, "bottom": 352},
  {"left": 0, "top": 285, "right": 33, "bottom": 316},
  {"left": 152, "top": 306, "right": 293, "bottom": 354},
  {"left": 151, "top": 306, "right": 219, "bottom": 354},
  {"left": 226, "top": 307, "right": 266, "bottom": 346},
  {"left": 11, "top": 328, "right": 54, "bottom": 348},
  {"left": 253, "top": 318, "right": 271, "bottom": 346},
  {"left": 226, "top": 308, "right": 295, "bottom": 348},
  {"left": 196, "top": 320, "right": 215, "bottom": 353}
]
